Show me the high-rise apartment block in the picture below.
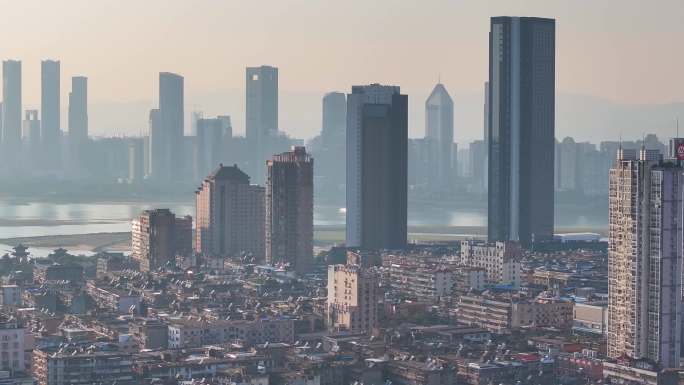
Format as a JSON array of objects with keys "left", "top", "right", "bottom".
[
  {"left": 246, "top": 65, "right": 278, "bottom": 183},
  {"left": 131, "top": 209, "right": 192, "bottom": 272},
  {"left": 346, "top": 84, "right": 408, "bottom": 250},
  {"left": 2, "top": 60, "right": 21, "bottom": 149},
  {"left": 607, "top": 148, "right": 683, "bottom": 368},
  {"left": 195, "top": 165, "right": 265, "bottom": 259},
  {"left": 41, "top": 60, "right": 61, "bottom": 167},
  {"left": 195, "top": 117, "right": 224, "bottom": 180},
  {"left": 327, "top": 264, "right": 379, "bottom": 334},
  {"left": 487, "top": 17, "right": 555, "bottom": 246},
  {"left": 317, "top": 92, "right": 347, "bottom": 189},
  {"left": 150, "top": 72, "right": 184, "bottom": 181},
  {"left": 68, "top": 76, "right": 88, "bottom": 143},
  {"left": 266, "top": 146, "right": 313, "bottom": 274}
]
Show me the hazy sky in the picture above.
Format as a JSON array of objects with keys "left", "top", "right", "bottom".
[{"left": 1, "top": 0, "right": 683, "bottom": 141}]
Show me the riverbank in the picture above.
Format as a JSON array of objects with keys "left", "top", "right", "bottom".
[
  {"left": 0, "top": 232, "right": 131, "bottom": 253},
  {"left": 0, "top": 223, "right": 609, "bottom": 257}
]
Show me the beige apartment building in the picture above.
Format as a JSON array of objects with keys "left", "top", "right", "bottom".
[
  {"left": 195, "top": 164, "right": 265, "bottom": 259},
  {"left": 327, "top": 264, "right": 379, "bottom": 334}
]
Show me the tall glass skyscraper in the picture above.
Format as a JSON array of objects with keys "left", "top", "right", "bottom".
[
  {"left": 487, "top": 17, "right": 555, "bottom": 246},
  {"left": 346, "top": 84, "right": 407, "bottom": 250}
]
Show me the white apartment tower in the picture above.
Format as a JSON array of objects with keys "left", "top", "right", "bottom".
[{"left": 607, "top": 147, "right": 684, "bottom": 368}]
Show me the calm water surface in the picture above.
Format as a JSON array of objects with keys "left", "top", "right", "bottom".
[{"left": 0, "top": 199, "right": 608, "bottom": 236}]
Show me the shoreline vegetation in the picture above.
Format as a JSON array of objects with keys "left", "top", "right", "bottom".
[{"left": 0, "top": 225, "right": 608, "bottom": 255}]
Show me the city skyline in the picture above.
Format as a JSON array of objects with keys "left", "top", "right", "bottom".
[
  {"left": 0, "top": 0, "right": 682, "bottom": 142},
  {"left": 1, "top": 5, "right": 684, "bottom": 382}
]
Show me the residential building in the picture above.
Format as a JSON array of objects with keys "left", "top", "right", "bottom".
[
  {"left": 0, "top": 286, "right": 21, "bottom": 308},
  {"left": 266, "top": 146, "right": 314, "bottom": 274},
  {"left": 385, "top": 263, "right": 454, "bottom": 302},
  {"left": 460, "top": 240, "right": 522, "bottom": 287},
  {"left": 22, "top": 110, "right": 40, "bottom": 155},
  {"left": 33, "top": 346, "right": 134, "bottom": 385},
  {"left": 0, "top": 315, "right": 25, "bottom": 374},
  {"left": 85, "top": 281, "right": 142, "bottom": 314},
  {"left": 67, "top": 76, "right": 87, "bottom": 143},
  {"left": 573, "top": 302, "right": 608, "bottom": 335},
  {"left": 195, "top": 165, "right": 265, "bottom": 259},
  {"left": 346, "top": 84, "right": 408, "bottom": 250},
  {"left": 130, "top": 319, "right": 168, "bottom": 350},
  {"left": 607, "top": 148, "right": 684, "bottom": 368},
  {"left": 327, "top": 264, "right": 379, "bottom": 334},
  {"left": 167, "top": 318, "right": 294, "bottom": 349},
  {"left": 2, "top": 60, "right": 21, "bottom": 149},
  {"left": 603, "top": 359, "right": 678, "bottom": 385},
  {"left": 150, "top": 72, "right": 184, "bottom": 181},
  {"left": 195, "top": 117, "right": 224, "bottom": 180},
  {"left": 41, "top": 60, "right": 61, "bottom": 169},
  {"left": 127, "top": 138, "right": 144, "bottom": 183},
  {"left": 488, "top": 17, "right": 555, "bottom": 245},
  {"left": 456, "top": 293, "right": 572, "bottom": 333},
  {"left": 131, "top": 209, "right": 192, "bottom": 272}
]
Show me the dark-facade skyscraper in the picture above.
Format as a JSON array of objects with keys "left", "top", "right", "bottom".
[
  {"left": 41, "top": 60, "right": 61, "bottom": 168},
  {"left": 488, "top": 17, "right": 555, "bottom": 246},
  {"left": 246, "top": 65, "right": 278, "bottom": 183},
  {"left": 346, "top": 84, "right": 407, "bottom": 250},
  {"left": 2, "top": 60, "right": 22, "bottom": 149}
]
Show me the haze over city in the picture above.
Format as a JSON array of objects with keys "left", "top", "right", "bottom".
[
  {"left": 1, "top": 2, "right": 684, "bottom": 385},
  {"left": 1, "top": 0, "right": 683, "bottom": 142}
]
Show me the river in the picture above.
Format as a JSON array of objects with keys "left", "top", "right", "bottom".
[{"left": 0, "top": 199, "right": 608, "bottom": 257}]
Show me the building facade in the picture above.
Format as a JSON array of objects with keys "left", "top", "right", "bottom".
[
  {"left": 327, "top": 264, "right": 379, "bottom": 334},
  {"left": 195, "top": 117, "right": 224, "bottom": 180},
  {"left": 195, "top": 165, "right": 265, "bottom": 259},
  {"left": 460, "top": 240, "right": 521, "bottom": 287},
  {"left": 424, "top": 83, "right": 454, "bottom": 191},
  {"left": 33, "top": 347, "right": 134, "bottom": 385},
  {"left": 0, "top": 315, "right": 25, "bottom": 374},
  {"left": 246, "top": 65, "right": 278, "bottom": 183},
  {"left": 266, "top": 146, "right": 313, "bottom": 274},
  {"left": 487, "top": 17, "right": 555, "bottom": 246},
  {"left": 41, "top": 60, "right": 61, "bottom": 169},
  {"left": 2, "top": 60, "right": 21, "bottom": 150},
  {"left": 131, "top": 209, "right": 192, "bottom": 272},
  {"left": 150, "top": 72, "right": 184, "bottom": 181},
  {"left": 607, "top": 148, "right": 684, "bottom": 368},
  {"left": 346, "top": 84, "right": 408, "bottom": 250}
]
